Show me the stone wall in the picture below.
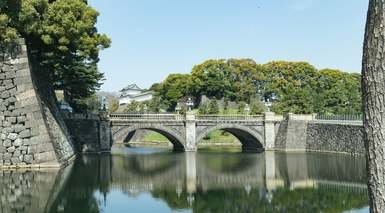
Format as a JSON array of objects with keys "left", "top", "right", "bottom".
[
  {"left": 306, "top": 123, "right": 364, "bottom": 155},
  {"left": 0, "top": 39, "right": 75, "bottom": 168},
  {"left": 275, "top": 114, "right": 364, "bottom": 155},
  {"left": 64, "top": 113, "right": 111, "bottom": 153}
]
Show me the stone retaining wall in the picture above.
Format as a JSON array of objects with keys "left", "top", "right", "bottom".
[
  {"left": 306, "top": 123, "right": 364, "bottom": 154},
  {"left": 63, "top": 113, "right": 111, "bottom": 153},
  {"left": 0, "top": 39, "right": 75, "bottom": 168},
  {"left": 275, "top": 115, "right": 364, "bottom": 155}
]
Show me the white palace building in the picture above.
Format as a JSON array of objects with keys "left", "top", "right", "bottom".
[{"left": 118, "top": 84, "right": 154, "bottom": 105}]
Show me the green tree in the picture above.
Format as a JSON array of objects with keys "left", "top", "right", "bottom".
[
  {"left": 146, "top": 96, "right": 164, "bottom": 113},
  {"left": 207, "top": 99, "right": 219, "bottom": 114},
  {"left": 155, "top": 74, "right": 191, "bottom": 111},
  {"left": 1, "top": 0, "right": 110, "bottom": 111},
  {"left": 250, "top": 101, "right": 265, "bottom": 114},
  {"left": 191, "top": 60, "right": 231, "bottom": 99},
  {"left": 124, "top": 101, "right": 141, "bottom": 113},
  {"left": 316, "top": 69, "right": 362, "bottom": 115},
  {"left": 263, "top": 61, "right": 318, "bottom": 114},
  {"left": 198, "top": 103, "right": 208, "bottom": 115},
  {"left": 238, "top": 102, "right": 246, "bottom": 114},
  {"left": 72, "top": 94, "right": 100, "bottom": 113},
  {"left": 226, "top": 59, "right": 265, "bottom": 102},
  {"left": 108, "top": 98, "right": 119, "bottom": 113}
]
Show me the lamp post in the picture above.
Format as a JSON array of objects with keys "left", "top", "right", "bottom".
[
  {"left": 175, "top": 103, "right": 182, "bottom": 114},
  {"left": 186, "top": 98, "right": 194, "bottom": 112},
  {"left": 245, "top": 103, "right": 251, "bottom": 115},
  {"left": 101, "top": 96, "right": 107, "bottom": 112},
  {"left": 264, "top": 98, "right": 272, "bottom": 112}
]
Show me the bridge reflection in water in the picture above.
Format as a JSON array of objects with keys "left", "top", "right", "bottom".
[{"left": 0, "top": 149, "right": 368, "bottom": 213}]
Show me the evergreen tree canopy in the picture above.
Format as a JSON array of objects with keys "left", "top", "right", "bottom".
[{"left": 0, "top": 0, "right": 110, "bottom": 112}]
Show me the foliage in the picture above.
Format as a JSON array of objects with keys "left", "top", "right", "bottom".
[
  {"left": 262, "top": 61, "right": 318, "bottom": 114},
  {"left": 238, "top": 102, "right": 246, "bottom": 114},
  {"left": 190, "top": 60, "right": 232, "bottom": 99},
  {"left": 108, "top": 98, "right": 119, "bottom": 113},
  {"left": 152, "top": 74, "right": 191, "bottom": 111},
  {"left": 71, "top": 94, "right": 100, "bottom": 113},
  {"left": 153, "top": 58, "right": 362, "bottom": 115},
  {"left": 198, "top": 103, "right": 208, "bottom": 115},
  {"left": 315, "top": 69, "right": 362, "bottom": 115},
  {"left": 0, "top": 0, "right": 110, "bottom": 111},
  {"left": 146, "top": 96, "right": 164, "bottom": 113},
  {"left": 207, "top": 99, "right": 219, "bottom": 114},
  {"left": 124, "top": 101, "right": 141, "bottom": 113},
  {"left": 250, "top": 101, "right": 265, "bottom": 114}
]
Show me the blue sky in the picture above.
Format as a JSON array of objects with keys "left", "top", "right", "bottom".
[{"left": 89, "top": 0, "right": 369, "bottom": 92}]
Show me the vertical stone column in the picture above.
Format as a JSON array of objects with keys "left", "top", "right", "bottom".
[
  {"left": 185, "top": 112, "right": 197, "bottom": 152},
  {"left": 99, "top": 112, "right": 111, "bottom": 152},
  {"left": 264, "top": 112, "right": 276, "bottom": 150}
]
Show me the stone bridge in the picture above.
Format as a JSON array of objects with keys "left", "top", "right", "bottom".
[{"left": 110, "top": 112, "right": 283, "bottom": 152}]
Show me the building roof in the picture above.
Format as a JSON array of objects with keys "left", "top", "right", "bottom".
[
  {"left": 120, "top": 90, "right": 154, "bottom": 99},
  {"left": 120, "top": 84, "right": 143, "bottom": 92}
]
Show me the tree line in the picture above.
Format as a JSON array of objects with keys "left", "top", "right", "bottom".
[{"left": 148, "top": 59, "right": 361, "bottom": 115}]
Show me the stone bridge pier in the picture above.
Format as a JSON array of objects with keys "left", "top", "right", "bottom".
[{"left": 110, "top": 112, "right": 283, "bottom": 152}]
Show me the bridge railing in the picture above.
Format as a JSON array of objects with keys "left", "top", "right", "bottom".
[
  {"left": 196, "top": 114, "right": 264, "bottom": 121},
  {"left": 313, "top": 114, "right": 363, "bottom": 125},
  {"left": 109, "top": 113, "right": 184, "bottom": 121},
  {"left": 109, "top": 113, "right": 265, "bottom": 121}
]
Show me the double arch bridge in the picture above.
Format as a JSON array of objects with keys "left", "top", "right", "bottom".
[{"left": 110, "top": 112, "right": 282, "bottom": 152}]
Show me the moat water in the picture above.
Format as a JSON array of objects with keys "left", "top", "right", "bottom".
[{"left": 0, "top": 147, "right": 369, "bottom": 213}]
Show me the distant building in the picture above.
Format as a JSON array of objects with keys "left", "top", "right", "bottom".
[{"left": 119, "top": 84, "right": 153, "bottom": 105}]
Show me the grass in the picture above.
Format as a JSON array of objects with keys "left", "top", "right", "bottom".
[
  {"left": 201, "top": 130, "right": 239, "bottom": 144},
  {"left": 142, "top": 130, "right": 239, "bottom": 144},
  {"left": 142, "top": 132, "right": 169, "bottom": 143}
]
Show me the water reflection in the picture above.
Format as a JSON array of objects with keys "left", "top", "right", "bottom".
[
  {"left": 0, "top": 165, "right": 73, "bottom": 213},
  {"left": 0, "top": 149, "right": 369, "bottom": 213}
]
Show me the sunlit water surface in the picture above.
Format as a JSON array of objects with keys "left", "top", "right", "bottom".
[{"left": 0, "top": 147, "right": 369, "bottom": 213}]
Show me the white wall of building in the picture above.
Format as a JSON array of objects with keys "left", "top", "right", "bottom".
[{"left": 119, "top": 93, "right": 153, "bottom": 105}]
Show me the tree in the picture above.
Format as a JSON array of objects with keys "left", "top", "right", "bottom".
[
  {"left": 198, "top": 103, "right": 208, "bottom": 115},
  {"left": 191, "top": 60, "right": 231, "bottom": 99},
  {"left": 315, "top": 69, "right": 361, "bottom": 115},
  {"left": 108, "top": 98, "right": 119, "bottom": 113},
  {"left": 124, "top": 101, "right": 141, "bottom": 113},
  {"left": 146, "top": 96, "right": 164, "bottom": 113},
  {"left": 238, "top": 102, "right": 246, "bottom": 114},
  {"left": 155, "top": 74, "right": 191, "bottom": 111},
  {"left": 263, "top": 61, "right": 318, "bottom": 114},
  {"left": 250, "top": 101, "right": 265, "bottom": 115},
  {"left": 226, "top": 59, "right": 265, "bottom": 102},
  {"left": 1, "top": 0, "right": 110, "bottom": 111},
  {"left": 72, "top": 94, "right": 100, "bottom": 113},
  {"left": 207, "top": 99, "right": 219, "bottom": 114},
  {"left": 362, "top": 1, "right": 385, "bottom": 211}
]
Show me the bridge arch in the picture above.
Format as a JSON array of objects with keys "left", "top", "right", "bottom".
[
  {"left": 196, "top": 124, "right": 264, "bottom": 152},
  {"left": 112, "top": 124, "right": 185, "bottom": 151}
]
